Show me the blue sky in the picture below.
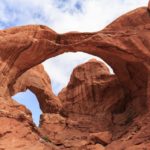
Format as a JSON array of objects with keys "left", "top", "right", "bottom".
[
  {"left": 2, "top": 0, "right": 147, "bottom": 126},
  {"left": 13, "top": 90, "right": 42, "bottom": 126}
]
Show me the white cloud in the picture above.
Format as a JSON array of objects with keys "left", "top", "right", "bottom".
[
  {"left": 0, "top": 0, "right": 148, "bottom": 31},
  {"left": 0, "top": 0, "right": 148, "bottom": 94}
]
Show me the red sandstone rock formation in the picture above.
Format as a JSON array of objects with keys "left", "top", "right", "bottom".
[
  {"left": 0, "top": 97, "right": 57, "bottom": 150},
  {"left": 0, "top": 4, "right": 149, "bottom": 101},
  {"left": 12, "top": 64, "right": 62, "bottom": 113},
  {"left": 58, "top": 59, "right": 126, "bottom": 131},
  {"left": 0, "top": 1, "right": 149, "bottom": 150},
  {"left": 39, "top": 59, "right": 126, "bottom": 149}
]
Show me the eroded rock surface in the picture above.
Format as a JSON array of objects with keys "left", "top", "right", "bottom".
[
  {"left": 0, "top": 1, "right": 150, "bottom": 150},
  {"left": 0, "top": 97, "right": 57, "bottom": 150},
  {"left": 39, "top": 59, "right": 125, "bottom": 149}
]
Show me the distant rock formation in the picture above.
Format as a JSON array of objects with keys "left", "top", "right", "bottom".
[{"left": 0, "top": 1, "right": 149, "bottom": 149}]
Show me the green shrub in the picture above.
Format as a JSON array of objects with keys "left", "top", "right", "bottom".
[{"left": 42, "top": 136, "right": 51, "bottom": 143}]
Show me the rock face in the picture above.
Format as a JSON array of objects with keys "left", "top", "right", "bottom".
[
  {"left": 39, "top": 59, "right": 126, "bottom": 149},
  {"left": 39, "top": 58, "right": 150, "bottom": 149},
  {"left": 0, "top": 2, "right": 150, "bottom": 150},
  {"left": 58, "top": 59, "right": 126, "bottom": 131}
]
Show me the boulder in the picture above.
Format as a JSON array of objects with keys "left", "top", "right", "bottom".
[{"left": 89, "top": 131, "right": 112, "bottom": 145}]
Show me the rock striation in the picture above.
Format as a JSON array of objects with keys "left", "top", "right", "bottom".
[{"left": 0, "top": 1, "right": 150, "bottom": 150}]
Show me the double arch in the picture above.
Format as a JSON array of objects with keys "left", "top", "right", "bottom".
[{"left": 0, "top": 6, "right": 149, "bottom": 110}]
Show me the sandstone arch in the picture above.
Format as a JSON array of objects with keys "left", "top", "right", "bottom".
[
  {"left": 12, "top": 64, "right": 62, "bottom": 113},
  {"left": 0, "top": 5, "right": 150, "bottom": 113}
]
